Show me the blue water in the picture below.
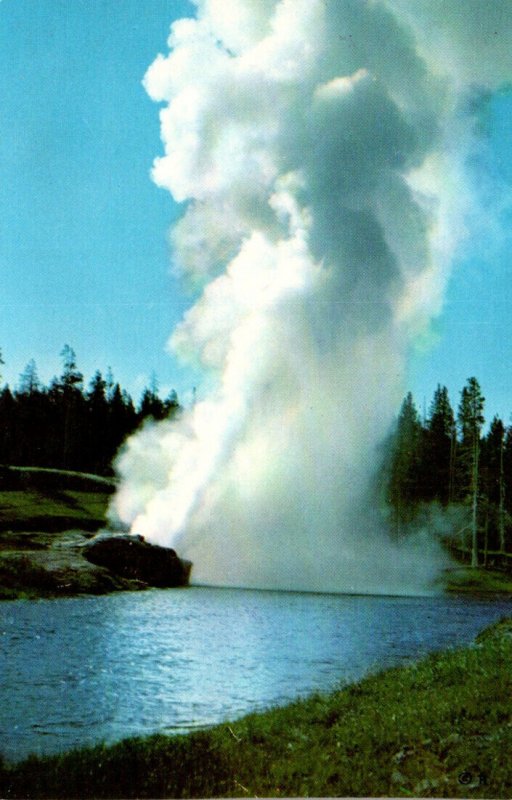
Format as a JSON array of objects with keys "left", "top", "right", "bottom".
[{"left": 0, "top": 587, "right": 510, "bottom": 762}]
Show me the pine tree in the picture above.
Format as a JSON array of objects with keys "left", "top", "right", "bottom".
[
  {"left": 457, "top": 377, "right": 485, "bottom": 567},
  {"left": 387, "top": 392, "right": 423, "bottom": 534},
  {"left": 106, "top": 383, "right": 137, "bottom": 470},
  {"left": 86, "top": 371, "right": 109, "bottom": 473},
  {"left": 424, "top": 384, "right": 456, "bottom": 504},
  {"left": 481, "top": 415, "right": 506, "bottom": 553},
  {"left": 0, "top": 386, "right": 15, "bottom": 464},
  {"left": 14, "top": 360, "right": 50, "bottom": 466},
  {"left": 163, "top": 389, "right": 180, "bottom": 419},
  {"left": 138, "top": 374, "right": 165, "bottom": 421},
  {"left": 50, "top": 346, "right": 85, "bottom": 469},
  {"left": 18, "top": 360, "right": 40, "bottom": 395}
]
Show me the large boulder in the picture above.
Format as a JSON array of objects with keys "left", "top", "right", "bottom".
[{"left": 82, "top": 533, "right": 192, "bottom": 587}]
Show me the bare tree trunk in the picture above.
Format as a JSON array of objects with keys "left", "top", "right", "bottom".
[
  {"left": 395, "top": 495, "right": 401, "bottom": 539},
  {"left": 483, "top": 513, "right": 489, "bottom": 568},
  {"left": 449, "top": 431, "right": 456, "bottom": 504},
  {"left": 499, "top": 435, "right": 506, "bottom": 552},
  {"left": 471, "top": 436, "right": 479, "bottom": 568}
]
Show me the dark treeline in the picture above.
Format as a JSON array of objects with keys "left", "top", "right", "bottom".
[
  {"left": 1, "top": 344, "right": 510, "bottom": 567},
  {"left": 0, "top": 346, "right": 180, "bottom": 476},
  {"left": 383, "top": 376, "right": 512, "bottom": 567}
]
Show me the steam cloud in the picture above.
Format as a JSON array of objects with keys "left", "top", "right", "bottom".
[{"left": 110, "top": 0, "right": 512, "bottom": 594}]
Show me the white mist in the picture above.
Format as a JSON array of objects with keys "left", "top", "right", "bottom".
[{"left": 110, "top": 1, "right": 512, "bottom": 594}]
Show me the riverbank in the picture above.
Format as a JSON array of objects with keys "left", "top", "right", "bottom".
[
  {"left": 2, "top": 467, "right": 512, "bottom": 599},
  {"left": 0, "top": 467, "right": 144, "bottom": 599},
  {"left": 1, "top": 616, "right": 511, "bottom": 798}
]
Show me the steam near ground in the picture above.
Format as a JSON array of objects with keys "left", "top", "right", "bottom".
[{"left": 110, "top": 1, "right": 512, "bottom": 594}]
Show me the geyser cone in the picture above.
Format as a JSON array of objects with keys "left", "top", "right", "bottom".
[{"left": 110, "top": 0, "right": 512, "bottom": 594}]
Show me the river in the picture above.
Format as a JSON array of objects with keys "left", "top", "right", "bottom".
[{"left": 0, "top": 587, "right": 510, "bottom": 762}]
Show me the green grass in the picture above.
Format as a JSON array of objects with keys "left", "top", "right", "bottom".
[
  {"left": 0, "top": 467, "right": 120, "bottom": 598},
  {"left": 0, "top": 466, "right": 113, "bottom": 532},
  {"left": 1, "top": 619, "right": 511, "bottom": 798},
  {"left": 444, "top": 566, "right": 512, "bottom": 594},
  {"left": 0, "top": 481, "right": 114, "bottom": 598},
  {"left": 0, "top": 488, "right": 110, "bottom": 533}
]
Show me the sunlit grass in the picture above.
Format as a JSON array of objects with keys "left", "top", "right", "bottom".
[{"left": 0, "top": 488, "right": 109, "bottom": 530}]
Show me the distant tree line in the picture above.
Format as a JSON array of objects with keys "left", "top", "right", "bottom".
[
  {"left": 1, "top": 344, "right": 510, "bottom": 567},
  {"left": 383, "top": 377, "right": 512, "bottom": 567},
  {"left": 0, "top": 346, "right": 180, "bottom": 475}
]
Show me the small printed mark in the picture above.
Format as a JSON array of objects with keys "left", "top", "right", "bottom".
[{"left": 458, "top": 770, "right": 487, "bottom": 787}]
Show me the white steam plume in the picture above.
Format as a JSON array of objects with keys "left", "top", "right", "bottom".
[{"left": 110, "top": 0, "right": 511, "bottom": 594}]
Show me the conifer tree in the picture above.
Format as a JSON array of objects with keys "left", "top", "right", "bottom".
[
  {"left": 387, "top": 392, "right": 423, "bottom": 534},
  {"left": 0, "top": 385, "right": 14, "bottom": 464},
  {"left": 457, "top": 377, "right": 485, "bottom": 567},
  {"left": 481, "top": 415, "right": 507, "bottom": 553},
  {"left": 86, "top": 371, "right": 109, "bottom": 472},
  {"left": 18, "top": 360, "right": 40, "bottom": 395},
  {"left": 138, "top": 374, "right": 166, "bottom": 421},
  {"left": 15, "top": 360, "right": 49, "bottom": 466},
  {"left": 49, "top": 346, "right": 85, "bottom": 469},
  {"left": 424, "top": 384, "right": 455, "bottom": 504}
]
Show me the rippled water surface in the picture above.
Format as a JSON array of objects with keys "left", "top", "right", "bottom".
[{"left": 0, "top": 587, "right": 510, "bottom": 761}]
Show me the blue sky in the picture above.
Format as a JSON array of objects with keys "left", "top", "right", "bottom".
[
  {"left": 1, "top": 0, "right": 511, "bottom": 425},
  {"left": 0, "top": 0, "right": 194, "bottom": 403},
  {"left": 408, "top": 89, "right": 512, "bottom": 425}
]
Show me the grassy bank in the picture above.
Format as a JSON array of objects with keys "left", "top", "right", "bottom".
[
  {"left": 1, "top": 618, "right": 511, "bottom": 798},
  {"left": 0, "top": 467, "right": 128, "bottom": 599},
  {"left": 444, "top": 566, "right": 512, "bottom": 595},
  {"left": 0, "top": 466, "right": 114, "bottom": 533}
]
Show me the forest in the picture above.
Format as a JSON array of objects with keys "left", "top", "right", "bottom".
[
  {"left": 383, "top": 377, "right": 512, "bottom": 569},
  {"left": 0, "top": 346, "right": 510, "bottom": 569},
  {"left": 0, "top": 346, "right": 180, "bottom": 476}
]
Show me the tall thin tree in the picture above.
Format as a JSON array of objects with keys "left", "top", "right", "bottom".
[{"left": 457, "top": 377, "right": 485, "bottom": 567}]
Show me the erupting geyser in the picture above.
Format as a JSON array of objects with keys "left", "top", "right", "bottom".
[{"left": 110, "top": 1, "right": 512, "bottom": 594}]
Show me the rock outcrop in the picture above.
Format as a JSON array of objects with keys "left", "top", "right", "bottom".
[{"left": 83, "top": 533, "right": 192, "bottom": 587}]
